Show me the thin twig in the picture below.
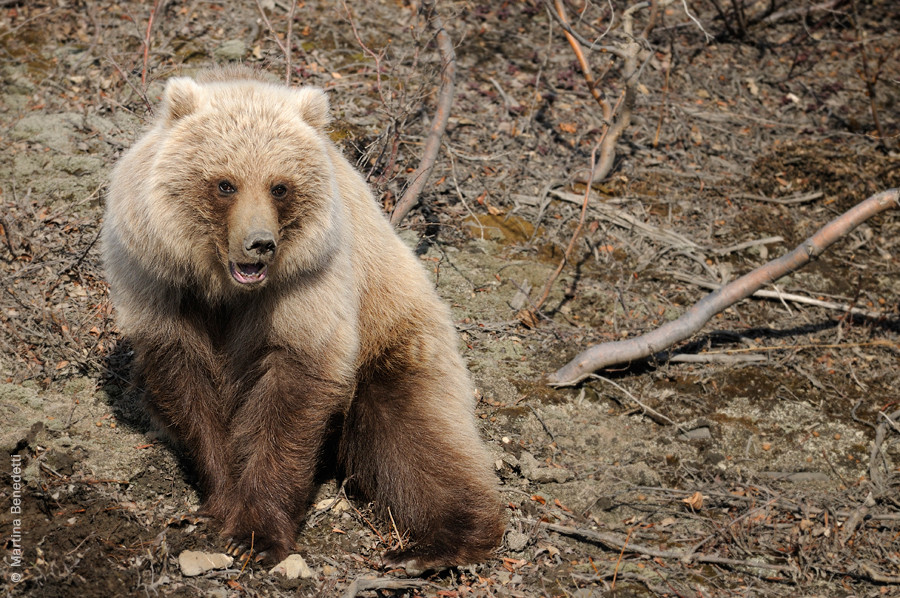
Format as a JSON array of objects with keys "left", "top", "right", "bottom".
[
  {"left": 255, "top": 0, "right": 297, "bottom": 84},
  {"left": 387, "top": 506, "right": 404, "bottom": 550},
  {"left": 550, "top": 0, "right": 614, "bottom": 118},
  {"left": 141, "top": 0, "right": 162, "bottom": 89},
  {"left": 652, "top": 50, "right": 670, "bottom": 148},
  {"left": 549, "top": 0, "right": 648, "bottom": 183},
  {"left": 284, "top": 0, "right": 296, "bottom": 84},
  {"left": 521, "top": 146, "right": 598, "bottom": 322},
  {"left": 543, "top": 0, "right": 623, "bottom": 54},
  {"left": 680, "top": 0, "right": 713, "bottom": 42},
  {"left": 611, "top": 526, "right": 632, "bottom": 590},
  {"left": 589, "top": 374, "right": 683, "bottom": 429},
  {"left": 342, "top": 0, "right": 388, "bottom": 104},
  {"left": 732, "top": 191, "right": 824, "bottom": 205}
]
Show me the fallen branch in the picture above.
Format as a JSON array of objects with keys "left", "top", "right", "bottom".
[
  {"left": 343, "top": 577, "right": 432, "bottom": 598},
  {"left": 632, "top": 484, "right": 900, "bottom": 523},
  {"left": 761, "top": 0, "right": 844, "bottom": 25},
  {"left": 867, "top": 408, "right": 900, "bottom": 490},
  {"left": 671, "top": 272, "right": 887, "bottom": 319},
  {"left": 538, "top": 518, "right": 900, "bottom": 584},
  {"left": 840, "top": 491, "right": 875, "bottom": 546},
  {"left": 551, "top": 189, "right": 700, "bottom": 249},
  {"left": 536, "top": 521, "right": 797, "bottom": 576},
  {"left": 389, "top": 0, "right": 456, "bottom": 226},
  {"left": 548, "top": 188, "right": 900, "bottom": 386}
]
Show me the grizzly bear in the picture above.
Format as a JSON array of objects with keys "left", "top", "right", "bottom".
[{"left": 102, "top": 67, "right": 504, "bottom": 572}]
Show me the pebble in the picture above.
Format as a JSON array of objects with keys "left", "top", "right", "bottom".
[
  {"left": 214, "top": 40, "right": 246, "bottom": 61},
  {"left": 269, "top": 554, "right": 314, "bottom": 579},
  {"left": 322, "top": 564, "right": 338, "bottom": 576},
  {"left": 178, "top": 550, "right": 233, "bottom": 577},
  {"left": 313, "top": 497, "right": 352, "bottom": 513},
  {"left": 505, "top": 530, "right": 529, "bottom": 552},
  {"left": 518, "top": 451, "right": 574, "bottom": 484}
]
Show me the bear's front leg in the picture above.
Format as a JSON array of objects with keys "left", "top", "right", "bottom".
[
  {"left": 135, "top": 336, "right": 234, "bottom": 520},
  {"left": 221, "top": 349, "right": 351, "bottom": 562}
]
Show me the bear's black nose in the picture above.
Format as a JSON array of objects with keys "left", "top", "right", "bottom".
[{"left": 245, "top": 231, "right": 277, "bottom": 257}]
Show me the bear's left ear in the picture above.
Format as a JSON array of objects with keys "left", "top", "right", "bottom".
[
  {"left": 293, "top": 87, "right": 330, "bottom": 130},
  {"left": 160, "top": 77, "right": 206, "bottom": 125}
]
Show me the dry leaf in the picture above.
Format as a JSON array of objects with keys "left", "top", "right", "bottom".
[
  {"left": 558, "top": 122, "right": 577, "bottom": 134},
  {"left": 658, "top": 517, "right": 677, "bottom": 527},
  {"left": 682, "top": 491, "right": 704, "bottom": 510},
  {"left": 517, "top": 309, "right": 540, "bottom": 328}
]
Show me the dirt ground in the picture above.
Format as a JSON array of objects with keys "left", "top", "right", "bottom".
[{"left": 1, "top": 1, "right": 899, "bottom": 596}]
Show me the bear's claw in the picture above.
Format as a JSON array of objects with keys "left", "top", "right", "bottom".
[
  {"left": 382, "top": 547, "right": 450, "bottom": 577},
  {"left": 225, "top": 539, "right": 267, "bottom": 563},
  {"left": 163, "top": 514, "right": 205, "bottom": 527}
]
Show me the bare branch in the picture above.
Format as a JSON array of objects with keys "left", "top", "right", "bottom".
[
  {"left": 680, "top": 0, "right": 713, "bottom": 42},
  {"left": 255, "top": 0, "right": 297, "bottom": 85},
  {"left": 543, "top": 0, "right": 623, "bottom": 55},
  {"left": 389, "top": 0, "right": 456, "bottom": 226},
  {"left": 343, "top": 577, "right": 433, "bottom": 598},
  {"left": 548, "top": 188, "right": 900, "bottom": 386},
  {"left": 550, "top": 0, "right": 613, "bottom": 121},
  {"left": 548, "top": 1, "right": 651, "bottom": 183}
]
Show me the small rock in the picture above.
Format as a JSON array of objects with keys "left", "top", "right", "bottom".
[
  {"left": 505, "top": 530, "right": 529, "bottom": 552},
  {"left": 313, "top": 497, "right": 352, "bottom": 513},
  {"left": 214, "top": 39, "right": 246, "bottom": 61},
  {"left": 321, "top": 564, "right": 338, "bottom": 576},
  {"left": 178, "top": 550, "right": 233, "bottom": 577},
  {"left": 269, "top": 554, "right": 313, "bottom": 579},
  {"left": 679, "top": 426, "right": 712, "bottom": 440},
  {"left": 519, "top": 451, "right": 574, "bottom": 484}
]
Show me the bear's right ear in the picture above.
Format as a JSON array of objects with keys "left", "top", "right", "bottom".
[
  {"left": 293, "top": 87, "right": 330, "bottom": 130},
  {"left": 160, "top": 77, "right": 205, "bottom": 125}
]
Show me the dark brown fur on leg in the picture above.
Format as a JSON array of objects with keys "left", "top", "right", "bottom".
[
  {"left": 221, "top": 350, "right": 352, "bottom": 562},
  {"left": 136, "top": 334, "right": 234, "bottom": 521},
  {"left": 340, "top": 364, "right": 505, "bottom": 573}
]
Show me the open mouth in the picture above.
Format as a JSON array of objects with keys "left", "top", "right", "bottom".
[{"left": 229, "top": 261, "right": 268, "bottom": 285}]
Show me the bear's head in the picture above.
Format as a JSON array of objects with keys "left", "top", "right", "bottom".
[{"left": 144, "top": 75, "right": 342, "bottom": 296}]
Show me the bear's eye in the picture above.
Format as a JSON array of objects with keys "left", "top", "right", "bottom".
[
  {"left": 270, "top": 184, "right": 288, "bottom": 198},
  {"left": 218, "top": 180, "right": 236, "bottom": 195}
]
